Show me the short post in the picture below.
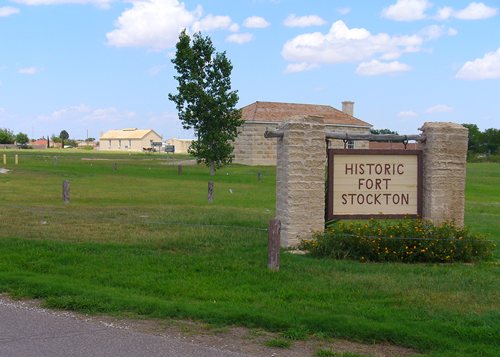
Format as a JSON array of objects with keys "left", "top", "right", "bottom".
[
  {"left": 113, "top": 162, "right": 117, "bottom": 171},
  {"left": 177, "top": 164, "right": 182, "bottom": 175},
  {"left": 208, "top": 181, "right": 214, "bottom": 202},
  {"left": 268, "top": 219, "right": 281, "bottom": 271},
  {"left": 62, "top": 180, "right": 70, "bottom": 204},
  {"left": 15, "top": 154, "right": 18, "bottom": 165},
  {"left": 257, "top": 172, "right": 262, "bottom": 182},
  {"left": 2, "top": 154, "right": 6, "bottom": 165}
]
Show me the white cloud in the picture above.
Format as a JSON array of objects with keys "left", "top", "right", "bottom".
[
  {"left": 419, "top": 25, "right": 458, "bottom": 40},
  {"left": 356, "top": 60, "right": 411, "bottom": 76},
  {"left": 337, "top": 7, "right": 351, "bottom": 15},
  {"left": 107, "top": 0, "right": 200, "bottom": 50},
  {"left": 107, "top": 0, "right": 239, "bottom": 50},
  {"left": 226, "top": 32, "right": 253, "bottom": 44},
  {"left": 436, "top": 6, "right": 454, "bottom": 20},
  {"left": 18, "top": 66, "right": 39, "bottom": 75},
  {"left": 38, "top": 104, "right": 135, "bottom": 124},
  {"left": 243, "top": 16, "right": 270, "bottom": 28},
  {"left": 11, "top": 0, "right": 113, "bottom": 8},
  {"left": 454, "top": 2, "right": 497, "bottom": 20},
  {"left": 192, "top": 14, "right": 237, "bottom": 33},
  {"left": 284, "top": 62, "right": 319, "bottom": 74},
  {"left": 437, "top": 2, "right": 497, "bottom": 20},
  {"left": 381, "top": 0, "right": 432, "bottom": 21},
  {"left": 0, "top": 6, "right": 20, "bottom": 17},
  {"left": 398, "top": 110, "right": 418, "bottom": 118},
  {"left": 283, "top": 14, "right": 326, "bottom": 27},
  {"left": 282, "top": 20, "right": 422, "bottom": 72},
  {"left": 426, "top": 104, "right": 453, "bottom": 114},
  {"left": 148, "top": 64, "right": 167, "bottom": 76},
  {"left": 456, "top": 48, "right": 500, "bottom": 80}
]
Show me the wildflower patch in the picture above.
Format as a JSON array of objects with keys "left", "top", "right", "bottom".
[{"left": 299, "top": 219, "right": 495, "bottom": 263}]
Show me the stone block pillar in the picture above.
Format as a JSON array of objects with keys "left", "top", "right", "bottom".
[
  {"left": 420, "top": 122, "right": 468, "bottom": 226},
  {"left": 276, "top": 116, "right": 326, "bottom": 247}
]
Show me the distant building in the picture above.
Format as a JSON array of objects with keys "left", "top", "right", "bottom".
[
  {"left": 165, "top": 138, "right": 193, "bottom": 154},
  {"left": 99, "top": 128, "right": 162, "bottom": 152},
  {"left": 233, "top": 101, "right": 372, "bottom": 165},
  {"left": 31, "top": 139, "right": 49, "bottom": 149}
]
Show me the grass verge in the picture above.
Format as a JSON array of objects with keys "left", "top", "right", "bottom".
[{"left": 0, "top": 151, "right": 498, "bottom": 356}]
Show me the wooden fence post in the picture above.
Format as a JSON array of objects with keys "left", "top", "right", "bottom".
[
  {"left": 268, "top": 219, "right": 281, "bottom": 271},
  {"left": 2, "top": 154, "right": 6, "bottom": 165},
  {"left": 177, "top": 164, "right": 182, "bottom": 175},
  {"left": 15, "top": 154, "right": 18, "bottom": 165},
  {"left": 63, "top": 180, "right": 70, "bottom": 204}
]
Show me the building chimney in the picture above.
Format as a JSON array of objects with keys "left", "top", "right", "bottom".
[{"left": 342, "top": 101, "right": 354, "bottom": 116}]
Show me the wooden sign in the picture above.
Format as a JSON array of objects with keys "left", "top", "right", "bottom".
[{"left": 327, "top": 149, "right": 422, "bottom": 220}]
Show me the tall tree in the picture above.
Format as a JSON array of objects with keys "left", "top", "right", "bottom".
[
  {"left": 0, "top": 128, "right": 15, "bottom": 144},
  {"left": 169, "top": 30, "right": 243, "bottom": 177},
  {"left": 59, "top": 130, "right": 69, "bottom": 148},
  {"left": 15, "top": 132, "right": 29, "bottom": 145}
]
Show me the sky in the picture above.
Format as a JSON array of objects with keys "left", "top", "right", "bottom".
[{"left": 0, "top": 0, "right": 499, "bottom": 141}]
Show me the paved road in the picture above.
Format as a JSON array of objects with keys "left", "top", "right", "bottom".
[{"left": 0, "top": 297, "right": 252, "bottom": 357}]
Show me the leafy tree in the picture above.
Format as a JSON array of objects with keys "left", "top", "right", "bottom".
[
  {"left": 482, "top": 128, "right": 499, "bottom": 155},
  {"left": 15, "top": 132, "right": 29, "bottom": 145},
  {"left": 51, "top": 134, "right": 61, "bottom": 143},
  {"left": 0, "top": 128, "right": 15, "bottom": 144},
  {"left": 462, "top": 123, "right": 481, "bottom": 153},
  {"left": 59, "top": 130, "right": 69, "bottom": 148},
  {"left": 169, "top": 30, "right": 243, "bottom": 176},
  {"left": 370, "top": 128, "right": 399, "bottom": 135}
]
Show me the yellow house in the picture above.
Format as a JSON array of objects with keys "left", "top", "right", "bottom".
[{"left": 99, "top": 128, "right": 162, "bottom": 152}]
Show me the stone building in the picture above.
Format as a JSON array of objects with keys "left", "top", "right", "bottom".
[
  {"left": 99, "top": 128, "right": 162, "bottom": 152},
  {"left": 165, "top": 138, "right": 194, "bottom": 154},
  {"left": 233, "top": 101, "right": 372, "bottom": 165}
]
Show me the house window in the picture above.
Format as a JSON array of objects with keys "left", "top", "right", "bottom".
[{"left": 347, "top": 140, "right": 355, "bottom": 149}]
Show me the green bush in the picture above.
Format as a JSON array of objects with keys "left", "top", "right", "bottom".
[{"left": 299, "top": 219, "right": 495, "bottom": 263}]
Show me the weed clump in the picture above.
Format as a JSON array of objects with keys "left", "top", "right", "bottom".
[{"left": 299, "top": 219, "right": 495, "bottom": 263}]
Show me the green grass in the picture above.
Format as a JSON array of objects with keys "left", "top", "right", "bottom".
[
  {"left": 264, "top": 338, "right": 292, "bottom": 348},
  {"left": 0, "top": 150, "right": 499, "bottom": 356}
]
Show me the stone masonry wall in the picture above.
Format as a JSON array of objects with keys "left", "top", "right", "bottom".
[
  {"left": 233, "top": 122, "right": 370, "bottom": 166},
  {"left": 420, "top": 122, "right": 468, "bottom": 226},
  {"left": 276, "top": 116, "right": 326, "bottom": 247},
  {"left": 233, "top": 122, "right": 278, "bottom": 166}
]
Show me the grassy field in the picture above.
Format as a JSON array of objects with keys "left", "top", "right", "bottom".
[{"left": 0, "top": 150, "right": 498, "bottom": 356}]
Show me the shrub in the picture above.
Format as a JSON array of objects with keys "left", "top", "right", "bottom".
[{"left": 299, "top": 219, "right": 495, "bottom": 263}]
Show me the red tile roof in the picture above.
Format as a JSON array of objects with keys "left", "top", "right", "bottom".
[{"left": 241, "top": 101, "right": 371, "bottom": 127}]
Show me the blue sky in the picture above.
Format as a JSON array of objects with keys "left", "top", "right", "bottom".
[{"left": 0, "top": 0, "right": 499, "bottom": 140}]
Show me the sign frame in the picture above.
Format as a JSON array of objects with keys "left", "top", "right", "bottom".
[{"left": 327, "top": 149, "right": 423, "bottom": 220}]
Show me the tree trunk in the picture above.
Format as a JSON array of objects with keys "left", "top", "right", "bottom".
[
  {"left": 209, "top": 161, "right": 215, "bottom": 176},
  {"left": 208, "top": 181, "right": 214, "bottom": 203}
]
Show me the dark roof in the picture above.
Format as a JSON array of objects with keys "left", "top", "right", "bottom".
[{"left": 241, "top": 101, "right": 371, "bottom": 127}]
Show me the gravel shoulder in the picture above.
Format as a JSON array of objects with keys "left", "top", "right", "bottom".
[{"left": 0, "top": 294, "right": 417, "bottom": 357}]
